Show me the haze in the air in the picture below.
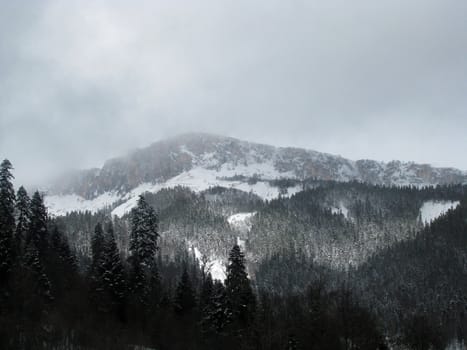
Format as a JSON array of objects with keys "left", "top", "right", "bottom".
[{"left": 1, "top": 0, "right": 466, "bottom": 185}]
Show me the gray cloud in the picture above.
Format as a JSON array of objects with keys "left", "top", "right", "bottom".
[{"left": 1, "top": 0, "right": 467, "bottom": 185}]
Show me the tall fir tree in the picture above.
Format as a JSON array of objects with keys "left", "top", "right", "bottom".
[
  {"left": 129, "top": 195, "right": 159, "bottom": 267},
  {"left": 174, "top": 266, "right": 196, "bottom": 315},
  {"left": 28, "top": 191, "right": 48, "bottom": 256},
  {"left": 128, "top": 195, "right": 159, "bottom": 309},
  {"left": 88, "top": 223, "right": 106, "bottom": 311},
  {"left": 101, "top": 221, "right": 126, "bottom": 316},
  {"left": 49, "top": 226, "right": 77, "bottom": 297},
  {"left": 0, "top": 159, "right": 16, "bottom": 285},
  {"left": 90, "top": 223, "right": 105, "bottom": 273},
  {"left": 24, "top": 241, "right": 52, "bottom": 301},
  {"left": 225, "top": 245, "right": 256, "bottom": 328},
  {"left": 201, "top": 279, "right": 229, "bottom": 335},
  {"left": 200, "top": 272, "right": 214, "bottom": 311},
  {"left": 14, "top": 186, "right": 30, "bottom": 257}
]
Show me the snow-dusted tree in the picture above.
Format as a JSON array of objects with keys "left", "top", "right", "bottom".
[
  {"left": 129, "top": 195, "right": 159, "bottom": 267},
  {"left": 225, "top": 244, "right": 256, "bottom": 327},
  {"left": 88, "top": 223, "right": 107, "bottom": 310},
  {"left": 90, "top": 223, "right": 105, "bottom": 271},
  {"left": 201, "top": 279, "right": 229, "bottom": 335},
  {"left": 128, "top": 195, "right": 159, "bottom": 311},
  {"left": 101, "top": 222, "right": 126, "bottom": 314},
  {"left": 14, "top": 186, "right": 30, "bottom": 257},
  {"left": 0, "top": 159, "right": 16, "bottom": 284},
  {"left": 24, "top": 241, "right": 52, "bottom": 301}
]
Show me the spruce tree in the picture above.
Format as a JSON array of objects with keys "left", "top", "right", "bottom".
[
  {"left": 201, "top": 280, "right": 229, "bottom": 335},
  {"left": 174, "top": 266, "right": 196, "bottom": 315},
  {"left": 128, "top": 195, "right": 159, "bottom": 310},
  {"left": 0, "top": 159, "right": 16, "bottom": 285},
  {"left": 28, "top": 191, "right": 48, "bottom": 255},
  {"left": 88, "top": 223, "right": 106, "bottom": 310},
  {"left": 49, "top": 226, "right": 77, "bottom": 296},
  {"left": 200, "top": 272, "right": 214, "bottom": 311},
  {"left": 90, "top": 223, "right": 105, "bottom": 272},
  {"left": 225, "top": 244, "right": 256, "bottom": 327},
  {"left": 14, "top": 186, "right": 30, "bottom": 257},
  {"left": 24, "top": 242, "right": 52, "bottom": 301},
  {"left": 129, "top": 195, "right": 159, "bottom": 267},
  {"left": 101, "top": 222, "right": 126, "bottom": 315}
]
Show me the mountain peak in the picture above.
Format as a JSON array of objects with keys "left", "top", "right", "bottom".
[{"left": 45, "top": 134, "right": 467, "bottom": 217}]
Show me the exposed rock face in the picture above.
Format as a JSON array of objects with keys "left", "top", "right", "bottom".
[{"left": 50, "top": 132, "right": 467, "bottom": 201}]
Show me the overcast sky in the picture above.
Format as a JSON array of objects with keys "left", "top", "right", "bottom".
[{"left": 1, "top": 0, "right": 467, "bottom": 185}]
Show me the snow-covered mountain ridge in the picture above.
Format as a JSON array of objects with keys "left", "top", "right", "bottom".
[{"left": 45, "top": 133, "right": 467, "bottom": 216}]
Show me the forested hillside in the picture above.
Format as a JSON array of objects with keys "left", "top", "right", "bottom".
[{"left": 2, "top": 158, "right": 467, "bottom": 349}]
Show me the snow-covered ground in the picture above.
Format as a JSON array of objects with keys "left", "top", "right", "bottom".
[
  {"left": 227, "top": 212, "right": 256, "bottom": 232},
  {"left": 331, "top": 202, "right": 350, "bottom": 219},
  {"left": 420, "top": 200, "right": 460, "bottom": 224},
  {"left": 189, "top": 246, "right": 226, "bottom": 282},
  {"left": 46, "top": 162, "right": 302, "bottom": 217},
  {"left": 45, "top": 192, "right": 121, "bottom": 216}
]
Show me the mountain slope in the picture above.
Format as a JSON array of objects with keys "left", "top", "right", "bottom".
[{"left": 45, "top": 133, "right": 467, "bottom": 216}]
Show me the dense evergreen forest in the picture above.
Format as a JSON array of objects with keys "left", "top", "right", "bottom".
[{"left": 1, "top": 159, "right": 467, "bottom": 349}]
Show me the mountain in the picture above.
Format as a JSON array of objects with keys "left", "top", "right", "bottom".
[{"left": 45, "top": 132, "right": 467, "bottom": 217}]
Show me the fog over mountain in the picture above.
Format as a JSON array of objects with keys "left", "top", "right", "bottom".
[{"left": 44, "top": 133, "right": 467, "bottom": 217}]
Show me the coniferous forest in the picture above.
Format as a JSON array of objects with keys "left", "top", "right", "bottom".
[{"left": 2, "top": 158, "right": 467, "bottom": 350}]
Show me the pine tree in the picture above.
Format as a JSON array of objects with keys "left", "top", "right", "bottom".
[
  {"left": 128, "top": 195, "right": 159, "bottom": 311},
  {"left": 49, "top": 226, "right": 77, "bottom": 295},
  {"left": 28, "top": 191, "right": 48, "bottom": 255},
  {"left": 225, "top": 244, "right": 256, "bottom": 327},
  {"left": 90, "top": 223, "right": 105, "bottom": 272},
  {"left": 129, "top": 195, "right": 159, "bottom": 267},
  {"left": 0, "top": 159, "right": 16, "bottom": 285},
  {"left": 24, "top": 242, "right": 52, "bottom": 300},
  {"left": 201, "top": 280, "right": 229, "bottom": 335},
  {"left": 174, "top": 266, "right": 196, "bottom": 315},
  {"left": 101, "top": 222, "right": 126, "bottom": 315},
  {"left": 14, "top": 186, "right": 30, "bottom": 257},
  {"left": 88, "top": 223, "right": 106, "bottom": 309},
  {"left": 200, "top": 273, "right": 214, "bottom": 311}
]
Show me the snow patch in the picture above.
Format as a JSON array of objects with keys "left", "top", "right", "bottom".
[
  {"left": 189, "top": 245, "right": 226, "bottom": 282},
  {"left": 109, "top": 167, "right": 300, "bottom": 217},
  {"left": 237, "top": 237, "right": 246, "bottom": 250},
  {"left": 420, "top": 200, "right": 460, "bottom": 224},
  {"left": 47, "top": 161, "right": 303, "bottom": 217},
  {"left": 331, "top": 203, "right": 349, "bottom": 219},
  {"left": 228, "top": 212, "right": 256, "bottom": 232},
  {"left": 45, "top": 192, "right": 121, "bottom": 216}
]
